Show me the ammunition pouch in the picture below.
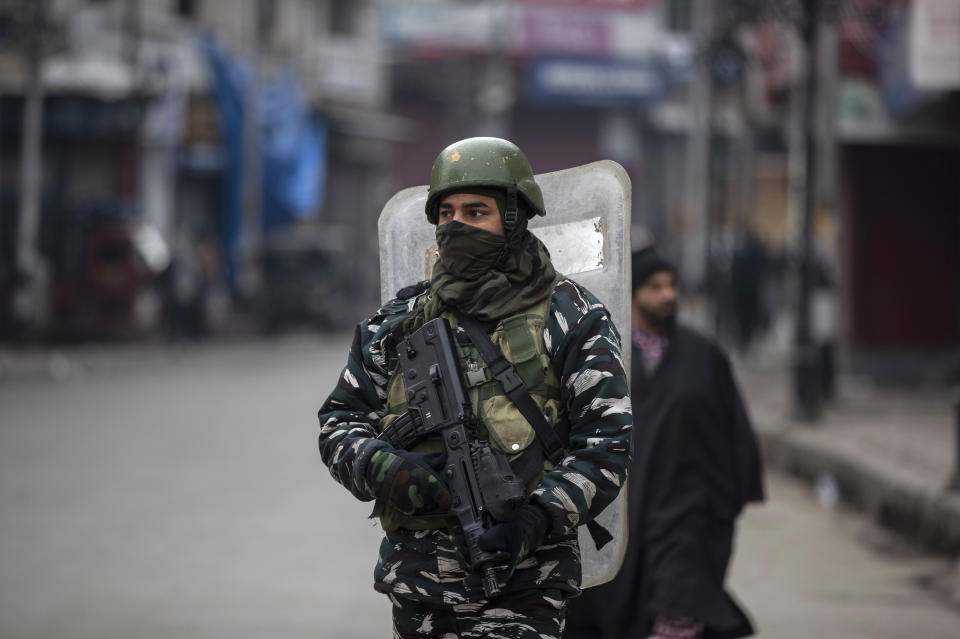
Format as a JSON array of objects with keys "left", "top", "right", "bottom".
[{"left": 473, "top": 442, "right": 526, "bottom": 522}]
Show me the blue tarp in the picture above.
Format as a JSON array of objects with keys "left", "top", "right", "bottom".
[{"left": 200, "top": 35, "right": 327, "bottom": 289}]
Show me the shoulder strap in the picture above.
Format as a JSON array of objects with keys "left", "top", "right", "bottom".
[{"left": 453, "top": 310, "right": 566, "bottom": 465}]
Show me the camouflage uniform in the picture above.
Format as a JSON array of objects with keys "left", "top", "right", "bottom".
[{"left": 318, "top": 277, "right": 632, "bottom": 636}]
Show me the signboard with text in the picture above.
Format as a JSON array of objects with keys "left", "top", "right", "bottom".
[
  {"left": 527, "top": 57, "right": 666, "bottom": 105},
  {"left": 519, "top": 0, "right": 655, "bottom": 8},
  {"left": 909, "top": 0, "right": 960, "bottom": 89},
  {"left": 379, "top": 1, "right": 670, "bottom": 61}
]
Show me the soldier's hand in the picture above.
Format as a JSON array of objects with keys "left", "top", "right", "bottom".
[
  {"left": 478, "top": 503, "right": 549, "bottom": 577},
  {"left": 366, "top": 447, "right": 451, "bottom": 516}
]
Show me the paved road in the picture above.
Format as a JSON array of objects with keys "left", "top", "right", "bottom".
[
  {"left": 732, "top": 474, "right": 959, "bottom": 638},
  {"left": 1, "top": 335, "right": 957, "bottom": 638}
]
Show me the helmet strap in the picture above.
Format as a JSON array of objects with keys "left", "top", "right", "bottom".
[{"left": 503, "top": 182, "right": 519, "bottom": 232}]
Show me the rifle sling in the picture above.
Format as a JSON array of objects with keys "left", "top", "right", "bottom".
[
  {"left": 456, "top": 311, "right": 614, "bottom": 550},
  {"left": 453, "top": 311, "right": 566, "bottom": 466}
]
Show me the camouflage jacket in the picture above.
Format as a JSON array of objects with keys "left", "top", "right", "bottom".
[{"left": 317, "top": 277, "right": 632, "bottom": 601}]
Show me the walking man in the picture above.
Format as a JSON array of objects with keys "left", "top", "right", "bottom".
[{"left": 565, "top": 248, "right": 764, "bottom": 639}]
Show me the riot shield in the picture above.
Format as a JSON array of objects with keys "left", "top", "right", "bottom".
[{"left": 378, "top": 160, "right": 631, "bottom": 589}]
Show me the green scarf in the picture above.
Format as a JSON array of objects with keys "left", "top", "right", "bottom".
[{"left": 412, "top": 221, "right": 557, "bottom": 328}]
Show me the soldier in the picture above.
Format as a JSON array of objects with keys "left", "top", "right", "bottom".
[{"left": 317, "top": 137, "right": 632, "bottom": 638}]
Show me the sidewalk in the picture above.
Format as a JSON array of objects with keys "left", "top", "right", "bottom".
[
  {"left": 733, "top": 339, "right": 960, "bottom": 560},
  {"left": 0, "top": 338, "right": 228, "bottom": 384}
]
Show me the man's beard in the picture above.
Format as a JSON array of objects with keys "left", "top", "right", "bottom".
[{"left": 638, "top": 305, "right": 676, "bottom": 331}]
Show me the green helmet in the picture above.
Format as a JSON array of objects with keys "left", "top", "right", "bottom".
[{"left": 425, "top": 137, "right": 546, "bottom": 226}]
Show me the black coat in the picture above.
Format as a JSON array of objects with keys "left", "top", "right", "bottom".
[{"left": 566, "top": 325, "right": 765, "bottom": 639}]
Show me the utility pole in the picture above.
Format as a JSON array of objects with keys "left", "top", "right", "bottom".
[
  {"left": 476, "top": 0, "right": 513, "bottom": 139},
  {"left": 239, "top": 0, "right": 263, "bottom": 301},
  {"left": 123, "top": 0, "right": 141, "bottom": 72},
  {"left": 792, "top": 0, "right": 823, "bottom": 422},
  {"left": 682, "top": 0, "right": 715, "bottom": 302},
  {"left": 14, "top": 0, "right": 48, "bottom": 331}
]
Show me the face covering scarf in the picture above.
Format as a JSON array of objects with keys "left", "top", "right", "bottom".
[{"left": 415, "top": 220, "right": 557, "bottom": 326}]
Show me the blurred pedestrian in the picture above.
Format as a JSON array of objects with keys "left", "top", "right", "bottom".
[
  {"left": 161, "top": 235, "right": 208, "bottom": 340},
  {"left": 316, "top": 137, "right": 631, "bottom": 638},
  {"left": 565, "top": 248, "right": 765, "bottom": 639},
  {"left": 810, "top": 240, "right": 838, "bottom": 402},
  {"left": 730, "top": 229, "right": 769, "bottom": 354}
]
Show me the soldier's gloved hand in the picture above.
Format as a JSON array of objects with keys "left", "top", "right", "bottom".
[
  {"left": 366, "top": 447, "right": 451, "bottom": 516},
  {"left": 478, "top": 503, "right": 549, "bottom": 576}
]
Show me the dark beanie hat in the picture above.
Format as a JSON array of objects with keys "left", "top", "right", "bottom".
[{"left": 632, "top": 248, "right": 675, "bottom": 292}]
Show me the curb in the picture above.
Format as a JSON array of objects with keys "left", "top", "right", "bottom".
[{"left": 757, "top": 424, "right": 960, "bottom": 557}]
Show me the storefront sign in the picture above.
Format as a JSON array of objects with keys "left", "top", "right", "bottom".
[
  {"left": 528, "top": 57, "right": 665, "bottom": 104},
  {"left": 909, "top": 0, "right": 960, "bottom": 89},
  {"left": 516, "top": 6, "right": 612, "bottom": 57},
  {"left": 519, "top": 0, "right": 655, "bottom": 8},
  {"left": 379, "top": 1, "right": 667, "bottom": 61}
]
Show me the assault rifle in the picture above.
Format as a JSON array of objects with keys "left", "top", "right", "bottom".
[{"left": 379, "top": 317, "right": 526, "bottom": 598}]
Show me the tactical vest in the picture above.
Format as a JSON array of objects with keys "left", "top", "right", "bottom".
[{"left": 374, "top": 294, "right": 564, "bottom": 532}]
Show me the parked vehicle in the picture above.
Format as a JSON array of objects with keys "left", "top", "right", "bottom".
[
  {"left": 254, "top": 223, "right": 350, "bottom": 334},
  {"left": 49, "top": 200, "right": 167, "bottom": 338}
]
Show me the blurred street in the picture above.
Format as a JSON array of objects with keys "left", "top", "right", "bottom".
[
  {"left": 0, "top": 334, "right": 392, "bottom": 638},
  {"left": 1, "top": 1, "right": 958, "bottom": 637},
  {"left": 1, "top": 334, "right": 959, "bottom": 639}
]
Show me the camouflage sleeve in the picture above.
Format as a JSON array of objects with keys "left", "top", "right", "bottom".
[
  {"left": 529, "top": 279, "right": 633, "bottom": 537},
  {"left": 316, "top": 300, "right": 408, "bottom": 502}
]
